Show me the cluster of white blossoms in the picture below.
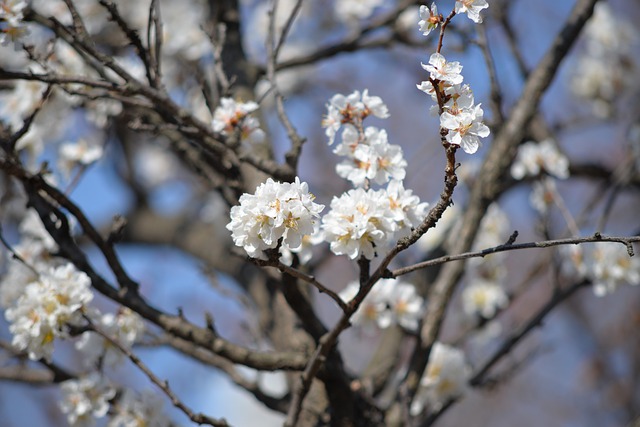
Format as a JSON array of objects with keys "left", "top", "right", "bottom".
[
  {"left": 212, "top": 97, "right": 265, "bottom": 144},
  {"left": 412, "top": 342, "right": 471, "bottom": 414},
  {"left": 320, "top": 89, "right": 428, "bottom": 260},
  {"left": 0, "top": 0, "right": 28, "bottom": 46},
  {"left": 339, "top": 279, "right": 424, "bottom": 332},
  {"left": 76, "top": 307, "right": 146, "bottom": 368},
  {"left": 570, "top": 3, "right": 638, "bottom": 118},
  {"left": 59, "top": 373, "right": 116, "bottom": 427},
  {"left": 109, "top": 389, "right": 172, "bottom": 427},
  {"left": 226, "top": 177, "right": 325, "bottom": 261},
  {"left": 4, "top": 263, "right": 94, "bottom": 361},
  {"left": 511, "top": 139, "right": 569, "bottom": 180},
  {"left": 562, "top": 244, "right": 640, "bottom": 297},
  {"left": 58, "top": 139, "right": 105, "bottom": 178},
  {"left": 417, "top": 4, "right": 490, "bottom": 155}
]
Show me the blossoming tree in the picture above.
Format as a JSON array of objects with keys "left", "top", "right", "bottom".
[{"left": 1, "top": 0, "right": 639, "bottom": 426}]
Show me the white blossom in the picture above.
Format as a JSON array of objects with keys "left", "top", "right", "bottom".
[
  {"left": 76, "top": 308, "right": 145, "bottom": 368},
  {"left": 227, "top": 178, "right": 324, "bottom": 260},
  {"left": 212, "top": 97, "right": 264, "bottom": 143},
  {"left": 462, "top": 279, "right": 508, "bottom": 319},
  {"left": 322, "top": 89, "right": 389, "bottom": 145},
  {"left": 5, "top": 263, "right": 93, "bottom": 361},
  {"left": 418, "top": 3, "right": 440, "bottom": 37},
  {"left": 335, "top": 0, "right": 384, "bottom": 23},
  {"left": 421, "top": 53, "right": 464, "bottom": 85},
  {"left": 386, "top": 179, "right": 429, "bottom": 237},
  {"left": 588, "top": 244, "right": 640, "bottom": 296},
  {"left": 412, "top": 342, "right": 470, "bottom": 414},
  {"left": 335, "top": 127, "right": 407, "bottom": 186},
  {"left": 510, "top": 139, "right": 569, "bottom": 180},
  {"left": 59, "top": 373, "right": 116, "bottom": 427},
  {"left": 58, "top": 139, "right": 104, "bottom": 178},
  {"left": 454, "top": 0, "right": 489, "bottom": 24},
  {"left": 321, "top": 188, "right": 394, "bottom": 260},
  {"left": 529, "top": 177, "right": 557, "bottom": 214},
  {"left": 440, "top": 104, "right": 490, "bottom": 154},
  {"left": 340, "top": 279, "right": 424, "bottom": 331}
]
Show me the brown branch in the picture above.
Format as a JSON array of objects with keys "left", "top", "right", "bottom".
[
  {"left": 87, "top": 320, "right": 232, "bottom": 427},
  {"left": 402, "top": 0, "right": 603, "bottom": 408},
  {"left": 391, "top": 233, "right": 639, "bottom": 278}
]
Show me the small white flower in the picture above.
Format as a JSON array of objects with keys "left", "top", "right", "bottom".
[
  {"left": 511, "top": 139, "right": 569, "bottom": 180},
  {"left": 386, "top": 180, "right": 429, "bottom": 237},
  {"left": 322, "top": 90, "right": 389, "bottom": 145},
  {"left": 440, "top": 104, "right": 490, "bottom": 154},
  {"left": 455, "top": 0, "right": 489, "bottom": 24},
  {"left": 5, "top": 263, "right": 93, "bottom": 361},
  {"left": 321, "top": 188, "right": 394, "bottom": 260},
  {"left": 60, "top": 373, "right": 116, "bottom": 427},
  {"left": 418, "top": 3, "right": 440, "bottom": 36},
  {"left": 227, "top": 178, "right": 324, "bottom": 260},
  {"left": 76, "top": 307, "right": 145, "bottom": 368},
  {"left": 462, "top": 279, "right": 508, "bottom": 319},
  {"left": 212, "top": 97, "right": 263, "bottom": 143},
  {"left": 529, "top": 177, "right": 557, "bottom": 214},
  {"left": 412, "top": 342, "right": 470, "bottom": 414},
  {"left": 384, "top": 280, "right": 424, "bottom": 331},
  {"left": 58, "top": 139, "right": 104, "bottom": 178},
  {"left": 421, "top": 53, "right": 464, "bottom": 85},
  {"left": 588, "top": 244, "right": 640, "bottom": 296}
]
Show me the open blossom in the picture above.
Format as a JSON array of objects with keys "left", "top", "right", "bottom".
[
  {"left": 418, "top": 3, "right": 440, "bottom": 36},
  {"left": 335, "top": 127, "right": 407, "bottom": 186},
  {"left": 212, "top": 97, "right": 264, "bottom": 143},
  {"left": 227, "top": 178, "right": 324, "bottom": 260},
  {"left": 386, "top": 180, "right": 429, "bottom": 236},
  {"left": 59, "top": 373, "right": 116, "bottom": 427},
  {"left": 462, "top": 279, "right": 508, "bottom": 319},
  {"left": 322, "top": 89, "right": 389, "bottom": 145},
  {"left": 440, "top": 104, "right": 490, "bottom": 154},
  {"left": 422, "top": 53, "right": 464, "bottom": 85},
  {"left": 588, "top": 244, "right": 640, "bottom": 296},
  {"left": 5, "top": 263, "right": 93, "bottom": 361},
  {"left": 76, "top": 308, "right": 145, "bottom": 368},
  {"left": 510, "top": 139, "right": 569, "bottom": 180},
  {"left": 412, "top": 342, "right": 470, "bottom": 414},
  {"left": 321, "top": 188, "right": 394, "bottom": 260},
  {"left": 58, "top": 139, "right": 104, "bottom": 177},
  {"left": 455, "top": 0, "right": 489, "bottom": 24},
  {"left": 340, "top": 279, "right": 424, "bottom": 331},
  {"left": 0, "top": 0, "right": 29, "bottom": 46}
]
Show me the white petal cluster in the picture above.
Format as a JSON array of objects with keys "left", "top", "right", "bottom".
[
  {"left": 335, "top": 0, "right": 384, "bottom": 23},
  {"left": 321, "top": 188, "right": 394, "bottom": 260},
  {"left": 386, "top": 180, "right": 430, "bottom": 238},
  {"left": 454, "top": 0, "right": 489, "bottom": 24},
  {"left": 529, "top": 177, "right": 556, "bottom": 214},
  {"left": 59, "top": 373, "right": 116, "bottom": 427},
  {"left": 227, "top": 178, "right": 324, "bottom": 260},
  {"left": 561, "top": 243, "right": 640, "bottom": 296},
  {"left": 58, "top": 139, "right": 104, "bottom": 178},
  {"left": 510, "top": 139, "right": 569, "bottom": 180},
  {"left": 334, "top": 126, "right": 407, "bottom": 187},
  {"left": 412, "top": 342, "right": 470, "bottom": 414},
  {"left": 339, "top": 279, "right": 424, "bottom": 332},
  {"left": 0, "top": 0, "right": 29, "bottom": 46},
  {"left": 421, "top": 53, "right": 463, "bottom": 85},
  {"left": 5, "top": 263, "right": 93, "bottom": 361},
  {"left": 462, "top": 279, "right": 508, "bottom": 319},
  {"left": 108, "top": 389, "right": 171, "bottom": 427},
  {"left": 418, "top": 55, "right": 490, "bottom": 154},
  {"left": 570, "top": 3, "right": 638, "bottom": 117},
  {"left": 322, "top": 89, "right": 389, "bottom": 146},
  {"left": 212, "top": 97, "right": 265, "bottom": 144},
  {"left": 418, "top": 3, "right": 440, "bottom": 36},
  {"left": 76, "top": 307, "right": 146, "bottom": 368}
]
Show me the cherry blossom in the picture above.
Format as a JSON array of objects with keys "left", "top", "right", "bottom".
[{"left": 454, "top": 0, "right": 489, "bottom": 24}]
